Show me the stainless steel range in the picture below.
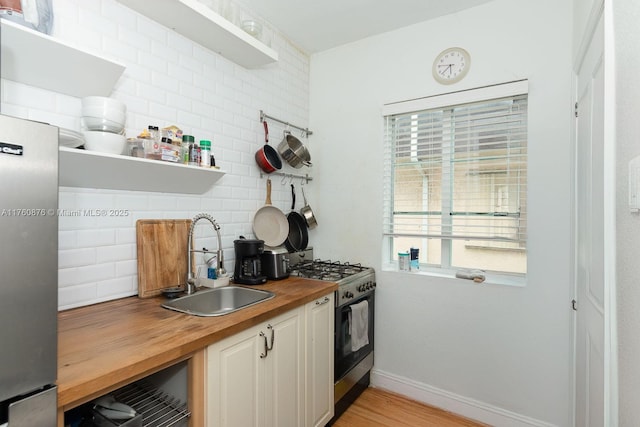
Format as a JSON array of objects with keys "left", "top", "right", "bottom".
[{"left": 289, "top": 254, "right": 376, "bottom": 424}]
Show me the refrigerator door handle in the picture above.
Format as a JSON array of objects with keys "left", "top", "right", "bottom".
[{"left": 8, "top": 385, "right": 57, "bottom": 427}]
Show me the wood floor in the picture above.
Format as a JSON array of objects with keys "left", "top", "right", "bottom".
[{"left": 331, "top": 387, "right": 488, "bottom": 427}]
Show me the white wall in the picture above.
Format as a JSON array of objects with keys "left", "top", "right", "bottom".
[
  {"left": 614, "top": 1, "right": 640, "bottom": 425},
  {"left": 309, "top": 1, "right": 573, "bottom": 426},
  {"left": 0, "top": 0, "right": 312, "bottom": 309}
]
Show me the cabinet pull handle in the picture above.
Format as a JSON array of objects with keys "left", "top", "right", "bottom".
[
  {"left": 259, "top": 331, "right": 268, "bottom": 359},
  {"left": 266, "top": 324, "right": 275, "bottom": 351},
  {"left": 315, "top": 296, "right": 330, "bottom": 305}
]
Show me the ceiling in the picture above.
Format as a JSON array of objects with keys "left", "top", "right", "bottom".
[{"left": 241, "top": 0, "right": 495, "bottom": 53}]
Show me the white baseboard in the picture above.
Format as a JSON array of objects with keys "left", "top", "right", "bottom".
[{"left": 370, "top": 368, "right": 558, "bottom": 427}]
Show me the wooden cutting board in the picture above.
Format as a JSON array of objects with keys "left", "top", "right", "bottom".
[{"left": 136, "top": 219, "right": 192, "bottom": 298}]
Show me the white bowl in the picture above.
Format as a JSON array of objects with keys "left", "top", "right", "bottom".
[
  {"left": 81, "top": 107, "right": 126, "bottom": 126},
  {"left": 82, "top": 131, "right": 127, "bottom": 155},
  {"left": 81, "top": 116, "right": 125, "bottom": 133},
  {"left": 242, "top": 20, "right": 262, "bottom": 39},
  {"left": 81, "top": 96, "right": 126, "bottom": 112}
]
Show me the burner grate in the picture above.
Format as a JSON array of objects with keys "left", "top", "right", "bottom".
[{"left": 290, "top": 259, "right": 368, "bottom": 281}]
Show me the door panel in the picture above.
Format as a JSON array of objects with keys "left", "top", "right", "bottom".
[
  {"left": 266, "top": 309, "right": 303, "bottom": 427},
  {"left": 575, "top": 11, "right": 606, "bottom": 427}
]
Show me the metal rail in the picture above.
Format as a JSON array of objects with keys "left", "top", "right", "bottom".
[
  {"left": 259, "top": 171, "right": 313, "bottom": 184},
  {"left": 260, "top": 110, "right": 313, "bottom": 137}
]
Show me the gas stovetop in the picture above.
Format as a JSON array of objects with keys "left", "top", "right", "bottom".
[
  {"left": 289, "top": 259, "right": 369, "bottom": 281},
  {"left": 289, "top": 259, "right": 376, "bottom": 306}
]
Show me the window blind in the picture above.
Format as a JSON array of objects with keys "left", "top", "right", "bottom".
[{"left": 383, "top": 87, "right": 528, "bottom": 246}]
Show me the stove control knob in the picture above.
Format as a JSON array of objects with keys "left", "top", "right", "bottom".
[
  {"left": 357, "top": 284, "right": 366, "bottom": 292},
  {"left": 344, "top": 291, "right": 354, "bottom": 299}
]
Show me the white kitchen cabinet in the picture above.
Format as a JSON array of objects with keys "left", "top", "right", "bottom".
[
  {"left": 305, "top": 294, "right": 335, "bottom": 427},
  {"left": 206, "top": 307, "right": 304, "bottom": 427},
  {"left": 116, "top": 0, "right": 278, "bottom": 68},
  {"left": 0, "top": 20, "right": 125, "bottom": 97}
]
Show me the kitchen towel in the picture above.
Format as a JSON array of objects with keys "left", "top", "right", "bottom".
[{"left": 348, "top": 300, "right": 369, "bottom": 352}]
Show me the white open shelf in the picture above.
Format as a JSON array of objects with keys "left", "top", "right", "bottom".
[
  {"left": 117, "top": 0, "right": 278, "bottom": 68},
  {"left": 59, "top": 147, "right": 226, "bottom": 194},
  {"left": 0, "top": 19, "right": 125, "bottom": 97}
]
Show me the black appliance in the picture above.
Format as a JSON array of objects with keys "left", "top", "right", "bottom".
[
  {"left": 233, "top": 238, "right": 267, "bottom": 285},
  {"left": 289, "top": 258, "right": 375, "bottom": 424}
]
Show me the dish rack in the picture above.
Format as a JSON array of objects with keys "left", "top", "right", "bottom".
[{"left": 103, "top": 380, "right": 190, "bottom": 427}]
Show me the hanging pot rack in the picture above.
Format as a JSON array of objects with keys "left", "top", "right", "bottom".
[
  {"left": 260, "top": 110, "right": 313, "bottom": 137},
  {"left": 259, "top": 171, "right": 313, "bottom": 184}
]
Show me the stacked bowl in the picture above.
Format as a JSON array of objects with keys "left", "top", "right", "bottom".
[{"left": 81, "top": 96, "right": 127, "bottom": 155}]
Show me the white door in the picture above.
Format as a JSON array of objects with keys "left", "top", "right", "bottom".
[
  {"left": 207, "top": 324, "right": 265, "bottom": 427},
  {"left": 265, "top": 308, "right": 304, "bottom": 427},
  {"left": 305, "top": 294, "right": 335, "bottom": 427},
  {"left": 575, "top": 9, "right": 615, "bottom": 426}
]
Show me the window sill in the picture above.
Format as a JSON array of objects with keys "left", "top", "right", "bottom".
[{"left": 381, "top": 263, "right": 526, "bottom": 287}]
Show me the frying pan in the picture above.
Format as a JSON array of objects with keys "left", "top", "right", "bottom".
[
  {"left": 299, "top": 186, "right": 317, "bottom": 229},
  {"left": 255, "top": 121, "right": 282, "bottom": 173},
  {"left": 253, "top": 178, "right": 289, "bottom": 247},
  {"left": 284, "top": 184, "right": 309, "bottom": 252}
]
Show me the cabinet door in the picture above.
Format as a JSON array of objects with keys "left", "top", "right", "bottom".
[
  {"left": 207, "top": 324, "right": 265, "bottom": 427},
  {"left": 305, "top": 293, "right": 335, "bottom": 427},
  {"left": 265, "top": 307, "right": 304, "bottom": 427}
]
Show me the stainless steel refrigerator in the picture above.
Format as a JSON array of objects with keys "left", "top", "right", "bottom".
[{"left": 0, "top": 114, "right": 58, "bottom": 427}]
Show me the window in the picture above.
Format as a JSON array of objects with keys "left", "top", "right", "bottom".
[{"left": 382, "top": 81, "right": 528, "bottom": 276}]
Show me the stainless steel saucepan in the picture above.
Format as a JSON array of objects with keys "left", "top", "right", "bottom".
[
  {"left": 299, "top": 186, "right": 317, "bottom": 229},
  {"left": 277, "top": 131, "right": 311, "bottom": 168}
]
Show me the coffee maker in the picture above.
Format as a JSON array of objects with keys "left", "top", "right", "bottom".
[{"left": 233, "top": 238, "right": 267, "bottom": 285}]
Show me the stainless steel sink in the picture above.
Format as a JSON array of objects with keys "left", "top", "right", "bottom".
[{"left": 161, "top": 286, "right": 275, "bottom": 317}]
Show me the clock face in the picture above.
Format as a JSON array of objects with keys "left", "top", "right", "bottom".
[{"left": 432, "top": 48, "right": 470, "bottom": 84}]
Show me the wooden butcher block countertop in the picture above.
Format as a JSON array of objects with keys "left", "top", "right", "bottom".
[{"left": 57, "top": 277, "right": 337, "bottom": 410}]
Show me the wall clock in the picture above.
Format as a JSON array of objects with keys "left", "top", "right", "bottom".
[{"left": 432, "top": 47, "right": 471, "bottom": 84}]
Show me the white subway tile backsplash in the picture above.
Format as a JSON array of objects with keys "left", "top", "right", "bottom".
[
  {"left": 96, "top": 276, "right": 137, "bottom": 298},
  {"left": 78, "top": 8, "right": 118, "bottom": 40},
  {"left": 74, "top": 263, "right": 116, "bottom": 283},
  {"left": 139, "top": 18, "right": 170, "bottom": 45},
  {"left": 137, "top": 81, "right": 168, "bottom": 104},
  {"left": 116, "top": 259, "right": 138, "bottom": 276},
  {"left": 77, "top": 229, "right": 116, "bottom": 248},
  {"left": 59, "top": 283, "right": 98, "bottom": 309},
  {"left": 58, "top": 231, "right": 77, "bottom": 250},
  {"left": 147, "top": 195, "right": 179, "bottom": 211},
  {"left": 97, "top": 244, "right": 135, "bottom": 263},
  {"left": 59, "top": 268, "right": 80, "bottom": 288},
  {"left": 2, "top": 0, "right": 309, "bottom": 309},
  {"left": 116, "top": 228, "right": 137, "bottom": 244},
  {"left": 2, "top": 81, "right": 56, "bottom": 111},
  {"left": 176, "top": 108, "right": 202, "bottom": 129},
  {"left": 118, "top": 25, "right": 152, "bottom": 52},
  {"left": 59, "top": 248, "right": 97, "bottom": 269}
]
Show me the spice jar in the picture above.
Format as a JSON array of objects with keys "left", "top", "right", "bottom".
[
  {"left": 398, "top": 252, "right": 410, "bottom": 271},
  {"left": 200, "top": 140, "right": 211, "bottom": 167}
]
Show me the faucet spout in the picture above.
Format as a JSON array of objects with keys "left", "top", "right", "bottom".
[{"left": 186, "top": 213, "right": 225, "bottom": 294}]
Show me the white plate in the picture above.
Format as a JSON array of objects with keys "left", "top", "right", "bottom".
[{"left": 59, "top": 128, "right": 85, "bottom": 148}]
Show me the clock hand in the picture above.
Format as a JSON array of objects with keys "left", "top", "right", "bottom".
[{"left": 439, "top": 64, "right": 453, "bottom": 76}]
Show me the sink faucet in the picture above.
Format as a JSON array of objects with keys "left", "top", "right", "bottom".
[{"left": 186, "top": 213, "right": 226, "bottom": 294}]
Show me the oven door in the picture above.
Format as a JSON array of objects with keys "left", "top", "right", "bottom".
[{"left": 334, "top": 291, "right": 375, "bottom": 381}]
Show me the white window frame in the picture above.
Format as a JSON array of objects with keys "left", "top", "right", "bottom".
[{"left": 381, "top": 80, "right": 529, "bottom": 286}]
